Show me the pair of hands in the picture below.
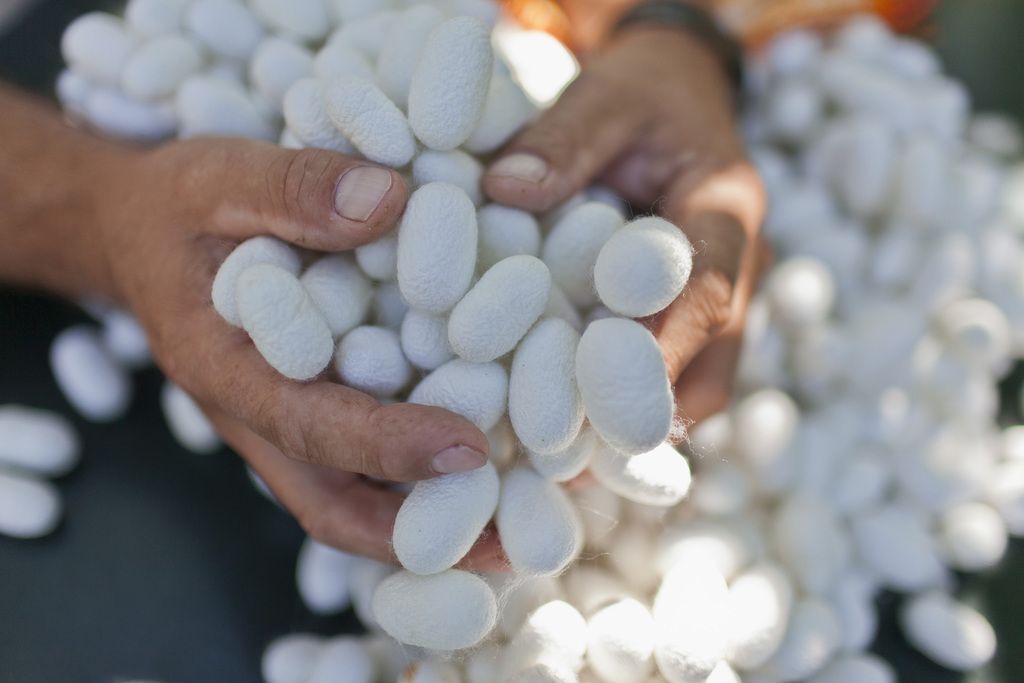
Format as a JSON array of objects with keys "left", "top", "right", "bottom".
[{"left": 89, "top": 27, "right": 765, "bottom": 566}]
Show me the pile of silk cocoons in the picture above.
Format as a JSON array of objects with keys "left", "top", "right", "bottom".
[{"left": 49, "top": 2, "right": 1024, "bottom": 682}]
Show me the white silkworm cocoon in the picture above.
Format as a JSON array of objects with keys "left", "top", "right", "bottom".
[
  {"left": 937, "top": 502, "right": 1008, "bottom": 572},
  {"left": 900, "top": 591, "right": 996, "bottom": 671},
  {"left": 770, "top": 496, "right": 848, "bottom": 596},
  {"left": 766, "top": 257, "right": 835, "bottom": 328},
  {"left": 124, "top": 0, "right": 190, "bottom": 38},
  {"left": 313, "top": 40, "right": 374, "bottom": 85},
  {"left": 251, "top": 0, "right": 330, "bottom": 42},
  {"left": 892, "top": 133, "right": 952, "bottom": 228},
  {"left": 335, "top": 326, "right": 412, "bottom": 398},
  {"left": 185, "top": 0, "right": 264, "bottom": 60},
  {"left": 725, "top": 563, "right": 794, "bottom": 671},
  {"left": 349, "top": 557, "right": 393, "bottom": 631},
  {"left": 296, "top": 537, "right": 354, "bottom": 615},
  {"left": 465, "top": 643, "right": 502, "bottom": 683},
  {"left": 442, "top": 0, "right": 501, "bottom": 25},
  {"left": 328, "top": 11, "right": 397, "bottom": 62},
  {"left": 212, "top": 236, "right": 302, "bottom": 327},
  {"left": 61, "top": 12, "right": 136, "bottom": 85},
  {"left": 494, "top": 574, "right": 563, "bottom": 638},
  {"left": 283, "top": 78, "right": 355, "bottom": 153},
  {"left": 497, "top": 467, "right": 582, "bottom": 576},
  {"left": 236, "top": 264, "right": 335, "bottom": 381},
  {"left": 502, "top": 600, "right": 588, "bottom": 677},
  {"left": 160, "top": 383, "right": 220, "bottom": 455},
  {"left": 935, "top": 298, "right": 1013, "bottom": 373},
  {"left": 323, "top": 76, "right": 416, "bottom": 167},
  {"left": 56, "top": 69, "right": 92, "bottom": 117},
  {"left": 262, "top": 634, "right": 325, "bottom": 683},
  {"left": 544, "top": 285, "right": 584, "bottom": 331},
  {"left": 828, "top": 572, "right": 878, "bottom": 654},
  {"left": 593, "top": 217, "right": 693, "bottom": 318},
  {"left": 575, "top": 318, "right": 673, "bottom": 455},
  {"left": 408, "top": 359, "right": 507, "bottom": 431},
  {"left": 412, "top": 150, "right": 484, "bottom": 206},
  {"left": 765, "top": 78, "right": 823, "bottom": 143},
  {"left": 300, "top": 254, "right": 372, "bottom": 337},
  {"left": 375, "top": 5, "right": 445, "bottom": 108},
  {"left": 401, "top": 660, "right": 461, "bottom": 683},
  {"left": 832, "top": 115, "right": 897, "bottom": 218},
  {"left": 654, "top": 520, "right": 753, "bottom": 581},
  {"left": 250, "top": 38, "right": 313, "bottom": 112},
  {"left": 759, "top": 599, "right": 841, "bottom": 682},
  {"left": 408, "top": 17, "right": 493, "bottom": 150},
  {"left": 176, "top": 76, "right": 275, "bottom": 140},
  {"left": 50, "top": 326, "right": 132, "bottom": 422},
  {"left": 509, "top": 663, "right": 577, "bottom": 683},
  {"left": 477, "top": 204, "right": 542, "bottom": 272},
  {"left": 509, "top": 317, "right": 583, "bottom": 454},
  {"left": 850, "top": 503, "right": 946, "bottom": 592},
  {"left": 99, "top": 309, "right": 150, "bottom": 369},
  {"left": 0, "top": 405, "right": 79, "bottom": 477},
  {"left": 587, "top": 598, "right": 656, "bottom": 683},
  {"left": 122, "top": 34, "right": 203, "bottom": 101},
  {"left": 590, "top": 441, "right": 691, "bottom": 507},
  {"left": 355, "top": 233, "right": 398, "bottom": 281},
  {"left": 400, "top": 310, "right": 453, "bottom": 371},
  {"left": 572, "top": 484, "right": 622, "bottom": 552},
  {"left": 372, "top": 281, "right": 409, "bottom": 330},
  {"left": 543, "top": 203, "right": 624, "bottom": 309},
  {"left": 829, "top": 451, "right": 890, "bottom": 515},
  {"left": 464, "top": 73, "right": 537, "bottom": 154},
  {"left": 527, "top": 426, "right": 595, "bottom": 483},
  {"left": 607, "top": 522, "right": 660, "bottom": 592},
  {"left": 84, "top": 88, "right": 177, "bottom": 141},
  {"left": 486, "top": 419, "right": 518, "bottom": 471},
  {"left": 730, "top": 389, "right": 799, "bottom": 488},
  {"left": 988, "top": 461, "right": 1024, "bottom": 535},
  {"left": 373, "top": 570, "right": 497, "bottom": 650},
  {"left": 397, "top": 183, "right": 479, "bottom": 314},
  {"left": 653, "top": 563, "right": 730, "bottom": 683},
  {"left": 0, "top": 469, "right": 62, "bottom": 539},
  {"left": 306, "top": 637, "right": 375, "bottom": 683},
  {"left": 806, "top": 655, "right": 895, "bottom": 683},
  {"left": 392, "top": 461, "right": 499, "bottom": 574}
]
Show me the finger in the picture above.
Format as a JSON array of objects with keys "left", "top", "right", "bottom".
[
  {"left": 483, "top": 72, "right": 647, "bottom": 213},
  {"left": 173, "top": 139, "right": 408, "bottom": 251},
  {"left": 210, "top": 409, "right": 508, "bottom": 570},
  {"left": 168, "top": 298, "right": 488, "bottom": 482}
]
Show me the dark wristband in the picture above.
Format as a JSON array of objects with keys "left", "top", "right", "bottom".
[{"left": 614, "top": 1, "right": 744, "bottom": 105}]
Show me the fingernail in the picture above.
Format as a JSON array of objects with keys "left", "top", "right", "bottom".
[
  {"left": 432, "top": 445, "right": 487, "bottom": 474},
  {"left": 488, "top": 153, "right": 549, "bottom": 183},
  {"left": 334, "top": 166, "right": 393, "bottom": 222}
]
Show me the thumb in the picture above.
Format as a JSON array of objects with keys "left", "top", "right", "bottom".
[
  {"left": 483, "top": 74, "right": 645, "bottom": 214},
  {"left": 185, "top": 140, "right": 408, "bottom": 251}
]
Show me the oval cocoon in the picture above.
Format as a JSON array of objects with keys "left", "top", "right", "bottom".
[
  {"left": 296, "top": 537, "right": 353, "bottom": 615},
  {"left": 262, "top": 634, "right": 325, "bottom": 683},
  {"left": 594, "top": 217, "right": 693, "bottom": 318},
  {"left": 576, "top": 318, "right": 674, "bottom": 454},
  {"left": 588, "top": 598, "right": 656, "bottom": 683},
  {"left": 61, "top": 12, "right": 136, "bottom": 85},
  {"left": 653, "top": 563, "right": 730, "bottom": 683},
  {"left": 355, "top": 233, "right": 398, "bottom": 281},
  {"left": 448, "top": 255, "right": 552, "bottom": 362},
  {"left": 397, "top": 183, "right": 479, "bottom": 314},
  {"left": 176, "top": 75, "right": 274, "bottom": 140},
  {"left": 412, "top": 149, "right": 484, "bottom": 206},
  {"left": 121, "top": 34, "right": 203, "bottom": 101},
  {"left": 50, "top": 326, "right": 132, "bottom": 422},
  {"left": 726, "top": 562, "right": 794, "bottom": 670},
  {"left": 401, "top": 310, "right": 454, "bottom": 371},
  {"left": 322, "top": 76, "right": 415, "bottom": 167},
  {"left": 282, "top": 78, "right": 355, "bottom": 153},
  {"left": 236, "top": 264, "right": 334, "bottom": 381},
  {"left": 373, "top": 570, "right": 498, "bottom": 650},
  {"left": 393, "top": 461, "right": 499, "bottom": 574},
  {"left": 478, "top": 204, "right": 542, "bottom": 271},
  {"left": 212, "top": 236, "right": 302, "bottom": 327},
  {"left": 543, "top": 203, "right": 624, "bottom": 309},
  {"left": 407, "top": 17, "right": 493, "bottom": 150},
  {"left": 335, "top": 326, "right": 412, "bottom": 398},
  {"left": 300, "top": 254, "right": 372, "bottom": 337},
  {"left": 590, "top": 441, "right": 692, "bottom": 507},
  {"left": 0, "top": 469, "right": 62, "bottom": 539},
  {"left": 408, "top": 359, "right": 507, "bottom": 431},
  {"left": 375, "top": 4, "right": 445, "bottom": 109},
  {"left": 510, "top": 318, "right": 584, "bottom": 455},
  {"left": 0, "top": 405, "right": 79, "bottom": 477},
  {"left": 250, "top": 37, "right": 313, "bottom": 111},
  {"left": 306, "top": 637, "right": 375, "bottom": 683},
  {"left": 900, "top": 591, "right": 996, "bottom": 671},
  {"left": 185, "top": 0, "right": 263, "bottom": 60},
  {"left": 528, "top": 425, "right": 596, "bottom": 483},
  {"left": 160, "top": 383, "right": 220, "bottom": 455},
  {"left": 465, "top": 73, "right": 537, "bottom": 154},
  {"left": 497, "top": 466, "right": 582, "bottom": 576},
  {"left": 250, "top": 0, "right": 330, "bottom": 41}
]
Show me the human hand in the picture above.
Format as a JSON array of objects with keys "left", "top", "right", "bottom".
[
  {"left": 90, "top": 138, "right": 503, "bottom": 568},
  {"left": 484, "top": 26, "right": 767, "bottom": 427}
]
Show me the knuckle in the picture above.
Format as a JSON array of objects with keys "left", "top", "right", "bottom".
[
  {"left": 270, "top": 148, "right": 337, "bottom": 240},
  {"left": 689, "top": 267, "right": 736, "bottom": 335}
]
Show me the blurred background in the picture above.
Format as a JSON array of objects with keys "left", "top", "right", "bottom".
[{"left": 2, "top": 1, "right": 1024, "bottom": 682}]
